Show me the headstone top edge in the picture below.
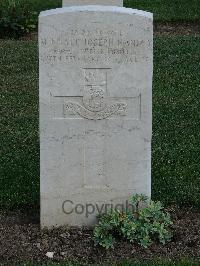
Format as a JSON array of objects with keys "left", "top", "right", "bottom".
[{"left": 39, "top": 6, "right": 153, "bottom": 19}]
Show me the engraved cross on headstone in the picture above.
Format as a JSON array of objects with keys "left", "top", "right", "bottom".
[
  {"left": 50, "top": 68, "right": 142, "bottom": 189},
  {"left": 51, "top": 68, "right": 141, "bottom": 121}
]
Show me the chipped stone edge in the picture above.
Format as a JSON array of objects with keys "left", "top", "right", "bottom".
[{"left": 39, "top": 6, "right": 153, "bottom": 19}]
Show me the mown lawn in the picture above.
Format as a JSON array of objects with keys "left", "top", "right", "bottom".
[
  {"left": 0, "top": 36, "right": 199, "bottom": 211},
  {"left": 0, "top": 0, "right": 200, "bottom": 38},
  {"left": 152, "top": 36, "right": 200, "bottom": 206},
  {"left": 124, "top": 0, "right": 200, "bottom": 21},
  {"left": 30, "top": 0, "right": 200, "bottom": 22},
  {"left": 1, "top": 0, "right": 200, "bottom": 22}
]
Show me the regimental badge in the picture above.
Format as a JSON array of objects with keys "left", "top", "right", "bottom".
[{"left": 65, "top": 68, "right": 127, "bottom": 120}]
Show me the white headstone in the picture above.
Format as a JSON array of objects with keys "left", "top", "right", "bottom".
[
  {"left": 63, "top": 0, "right": 123, "bottom": 7},
  {"left": 39, "top": 6, "right": 153, "bottom": 228}
]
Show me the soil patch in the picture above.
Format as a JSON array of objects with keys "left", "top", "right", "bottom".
[
  {"left": 0, "top": 207, "right": 200, "bottom": 265},
  {"left": 154, "top": 22, "right": 200, "bottom": 36}
]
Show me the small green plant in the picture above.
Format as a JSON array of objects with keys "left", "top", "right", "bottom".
[
  {"left": 0, "top": 0, "right": 61, "bottom": 38},
  {"left": 0, "top": 0, "right": 37, "bottom": 38},
  {"left": 93, "top": 194, "right": 173, "bottom": 249}
]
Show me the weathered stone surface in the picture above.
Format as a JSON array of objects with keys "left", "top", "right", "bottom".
[
  {"left": 39, "top": 6, "right": 153, "bottom": 228},
  {"left": 63, "top": 0, "right": 123, "bottom": 7}
]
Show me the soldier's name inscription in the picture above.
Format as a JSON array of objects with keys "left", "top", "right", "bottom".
[{"left": 39, "top": 28, "right": 152, "bottom": 65}]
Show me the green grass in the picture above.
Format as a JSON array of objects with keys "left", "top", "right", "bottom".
[
  {"left": 0, "top": 0, "right": 62, "bottom": 13},
  {"left": 26, "top": 0, "right": 200, "bottom": 22},
  {"left": 0, "top": 0, "right": 62, "bottom": 38},
  {"left": 0, "top": 0, "right": 200, "bottom": 39},
  {"left": 0, "top": 36, "right": 200, "bottom": 211},
  {"left": 0, "top": 40, "right": 39, "bottom": 210},
  {"left": 124, "top": 0, "right": 200, "bottom": 22},
  {"left": 152, "top": 36, "right": 200, "bottom": 206},
  {"left": 30, "top": 0, "right": 200, "bottom": 22},
  {"left": 27, "top": 0, "right": 62, "bottom": 12}
]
